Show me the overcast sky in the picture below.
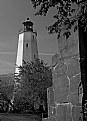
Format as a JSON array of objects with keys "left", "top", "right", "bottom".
[{"left": 0, "top": 0, "right": 58, "bottom": 74}]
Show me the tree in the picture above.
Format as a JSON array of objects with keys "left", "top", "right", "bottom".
[
  {"left": 0, "top": 74, "right": 14, "bottom": 112},
  {"left": 30, "top": 0, "right": 87, "bottom": 39},
  {"left": 13, "top": 59, "right": 52, "bottom": 114},
  {"left": 30, "top": 0, "right": 87, "bottom": 119}
]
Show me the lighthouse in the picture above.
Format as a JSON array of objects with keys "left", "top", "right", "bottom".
[{"left": 15, "top": 18, "right": 38, "bottom": 74}]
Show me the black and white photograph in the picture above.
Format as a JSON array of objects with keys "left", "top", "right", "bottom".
[{"left": 0, "top": 0, "right": 86, "bottom": 121}]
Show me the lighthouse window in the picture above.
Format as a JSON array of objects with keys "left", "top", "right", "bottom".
[
  {"left": 33, "top": 35, "right": 34, "bottom": 39},
  {"left": 26, "top": 43, "right": 29, "bottom": 48},
  {"left": 34, "top": 55, "right": 36, "bottom": 58}
]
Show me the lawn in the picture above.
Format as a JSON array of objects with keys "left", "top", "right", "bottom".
[{"left": 0, "top": 113, "right": 42, "bottom": 121}]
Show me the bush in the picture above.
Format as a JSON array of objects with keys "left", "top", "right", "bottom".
[{"left": 13, "top": 59, "right": 52, "bottom": 114}]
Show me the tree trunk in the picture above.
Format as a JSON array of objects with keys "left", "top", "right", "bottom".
[{"left": 78, "top": 20, "right": 87, "bottom": 120}]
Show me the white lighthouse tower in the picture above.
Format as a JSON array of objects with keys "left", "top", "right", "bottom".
[{"left": 15, "top": 18, "right": 38, "bottom": 74}]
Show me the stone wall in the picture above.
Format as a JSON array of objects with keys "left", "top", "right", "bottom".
[{"left": 43, "top": 30, "right": 83, "bottom": 121}]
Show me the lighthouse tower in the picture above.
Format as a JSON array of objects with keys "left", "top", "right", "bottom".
[{"left": 15, "top": 18, "right": 38, "bottom": 74}]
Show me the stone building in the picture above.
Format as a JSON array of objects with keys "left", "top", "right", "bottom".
[{"left": 43, "top": 27, "right": 83, "bottom": 121}]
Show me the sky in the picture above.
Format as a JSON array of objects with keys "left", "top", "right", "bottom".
[{"left": 0, "top": 0, "right": 58, "bottom": 74}]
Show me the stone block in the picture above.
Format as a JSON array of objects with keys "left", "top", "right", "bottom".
[
  {"left": 64, "top": 32, "right": 79, "bottom": 58},
  {"left": 42, "top": 118, "right": 49, "bottom": 121},
  {"left": 56, "top": 105, "right": 67, "bottom": 121},
  {"left": 65, "top": 104, "right": 72, "bottom": 121},
  {"left": 54, "top": 61, "right": 67, "bottom": 78},
  {"left": 68, "top": 74, "right": 81, "bottom": 105},
  {"left": 66, "top": 35, "right": 78, "bottom": 50},
  {"left": 67, "top": 58, "right": 80, "bottom": 79},
  {"left": 48, "top": 117, "right": 56, "bottom": 121},
  {"left": 54, "top": 75, "right": 69, "bottom": 88},
  {"left": 53, "top": 75, "right": 69, "bottom": 103},
  {"left": 48, "top": 106, "right": 56, "bottom": 117},
  {"left": 70, "top": 74, "right": 81, "bottom": 93},
  {"left": 68, "top": 92, "right": 80, "bottom": 106},
  {"left": 47, "top": 87, "right": 55, "bottom": 106},
  {"left": 52, "top": 70, "right": 57, "bottom": 80},
  {"left": 56, "top": 104, "right": 73, "bottom": 121},
  {"left": 61, "top": 42, "right": 79, "bottom": 60},
  {"left": 72, "top": 106, "right": 82, "bottom": 121},
  {"left": 54, "top": 88, "right": 68, "bottom": 103}
]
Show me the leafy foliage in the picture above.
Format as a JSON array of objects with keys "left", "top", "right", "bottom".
[
  {"left": 13, "top": 59, "right": 52, "bottom": 113},
  {"left": 0, "top": 74, "right": 14, "bottom": 99},
  {"left": 30, "top": 0, "right": 87, "bottom": 39},
  {"left": 0, "top": 74, "right": 14, "bottom": 112}
]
